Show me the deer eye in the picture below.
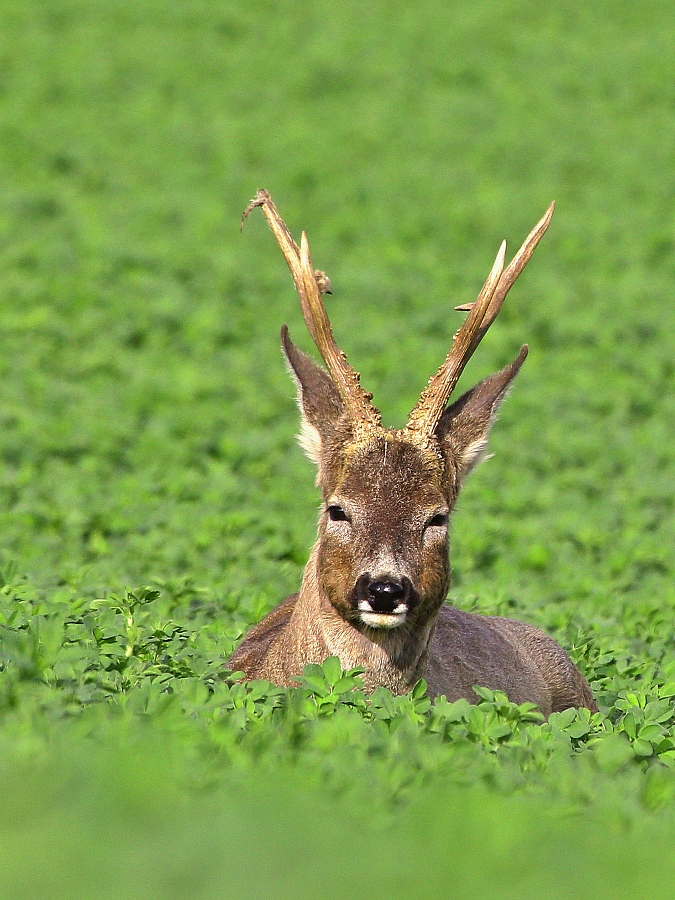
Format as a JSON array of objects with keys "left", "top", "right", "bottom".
[
  {"left": 327, "top": 505, "right": 349, "bottom": 522},
  {"left": 426, "top": 512, "right": 448, "bottom": 529}
]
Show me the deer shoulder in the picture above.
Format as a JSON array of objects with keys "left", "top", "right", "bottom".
[
  {"left": 231, "top": 191, "right": 596, "bottom": 719},
  {"left": 228, "top": 594, "right": 299, "bottom": 684}
]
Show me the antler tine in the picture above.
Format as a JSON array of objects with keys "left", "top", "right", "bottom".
[
  {"left": 406, "top": 239, "right": 506, "bottom": 436},
  {"left": 299, "top": 232, "right": 381, "bottom": 427},
  {"left": 464, "top": 201, "right": 556, "bottom": 354},
  {"left": 243, "top": 190, "right": 380, "bottom": 430},
  {"left": 242, "top": 190, "right": 327, "bottom": 345},
  {"left": 406, "top": 203, "right": 555, "bottom": 438}
]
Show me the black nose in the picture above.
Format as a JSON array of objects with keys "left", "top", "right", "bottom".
[{"left": 367, "top": 580, "right": 406, "bottom": 613}]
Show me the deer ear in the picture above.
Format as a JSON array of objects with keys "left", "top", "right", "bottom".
[
  {"left": 281, "top": 325, "right": 346, "bottom": 465},
  {"left": 435, "top": 346, "right": 528, "bottom": 483}
]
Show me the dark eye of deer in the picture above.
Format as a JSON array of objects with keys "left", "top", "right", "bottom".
[
  {"left": 426, "top": 513, "right": 448, "bottom": 528},
  {"left": 328, "top": 505, "right": 349, "bottom": 522}
]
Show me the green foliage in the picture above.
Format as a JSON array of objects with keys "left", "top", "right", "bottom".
[
  {"left": 1, "top": 0, "right": 675, "bottom": 896},
  {"left": 4, "top": 578, "right": 675, "bottom": 805}
]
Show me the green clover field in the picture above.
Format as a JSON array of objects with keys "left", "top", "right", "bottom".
[{"left": 1, "top": 2, "right": 675, "bottom": 897}]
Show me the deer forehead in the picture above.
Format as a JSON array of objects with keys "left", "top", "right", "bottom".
[{"left": 326, "top": 432, "right": 450, "bottom": 508}]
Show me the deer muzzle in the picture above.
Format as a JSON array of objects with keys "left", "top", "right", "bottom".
[{"left": 351, "top": 573, "right": 417, "bottom": 629}]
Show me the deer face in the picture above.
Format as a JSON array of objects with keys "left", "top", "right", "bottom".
[
  {"left": 280, "top": 323, "right": 528, "bottom": 630},
  {"left": 316, "top": 435, "right": 452, "bottom": 630}
]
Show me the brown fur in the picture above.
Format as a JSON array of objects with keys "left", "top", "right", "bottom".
[{"left": 230, "top": 195, "right": 597, "bottom": 718}]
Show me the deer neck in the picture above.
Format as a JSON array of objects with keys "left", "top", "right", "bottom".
[{"left": 291, "top": 545, "right": 437, "bottom": 693}]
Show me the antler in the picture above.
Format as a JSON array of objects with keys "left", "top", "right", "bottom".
[
  {"left": 243, "top": 190, "right": 381, "bottom": 430},
  {"left": 405, "top": 202, "right": 555, "bottom": 437}
]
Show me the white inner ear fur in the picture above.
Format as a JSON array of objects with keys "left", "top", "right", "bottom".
[
  {"left": 457, "top": 439, "right": 492, "bottom": 482},
  {"left": 454, "top": 389, "right": 509, "bottom": 483},
  {"left": 298, "top": 417, "right": 322, "bottom": 466},
  {"left": 283, "top": 353, "right": 324, "bottom": 467}
]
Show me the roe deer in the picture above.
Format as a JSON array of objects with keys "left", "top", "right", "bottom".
[{"left": 230, "top": 190, "right": 596, "bottom": 717}]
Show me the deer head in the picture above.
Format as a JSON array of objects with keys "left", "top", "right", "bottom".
[{"left": 242, "top": 191, "right": 553, "bottom": 638}]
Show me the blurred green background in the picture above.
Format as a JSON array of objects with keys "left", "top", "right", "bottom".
[{"left": 1, "top": 1, "right": 675, "bottom": 897}]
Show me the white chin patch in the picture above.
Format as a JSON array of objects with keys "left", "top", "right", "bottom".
[{"left": 358, "top": 604, "right": 407, "bottom": 629}]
